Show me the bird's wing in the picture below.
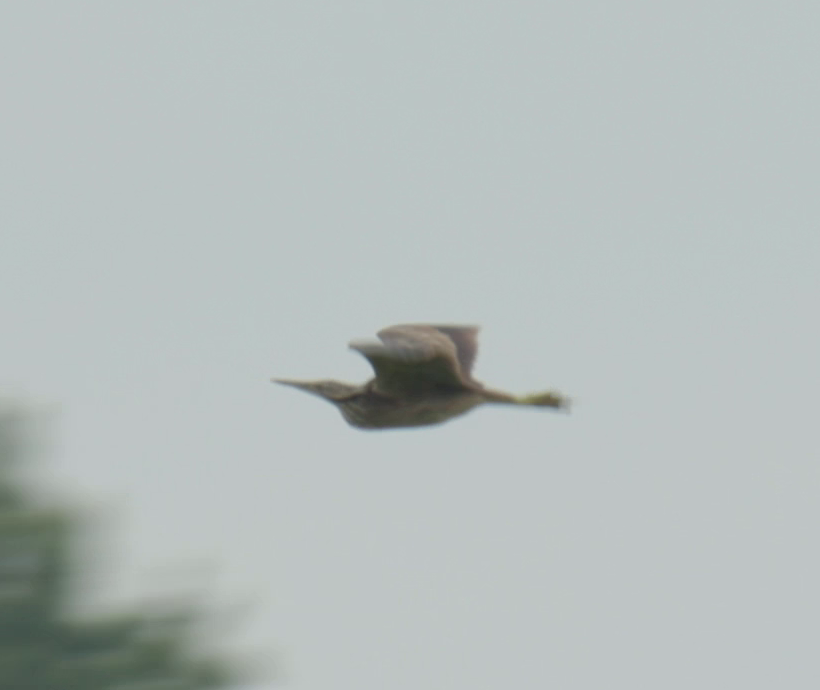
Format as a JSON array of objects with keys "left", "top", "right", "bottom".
[
  {"left": 428, "top": 325, "right": 480, "bottom": 378},
  {"left": 349, "top": 324, "right": 469, "bottom": 395}
]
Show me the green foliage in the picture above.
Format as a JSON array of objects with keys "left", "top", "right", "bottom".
[{"left": 0, "top": 404, "right": 249, "bottom": 690}]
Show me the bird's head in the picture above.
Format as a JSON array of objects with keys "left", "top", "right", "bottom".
[{"left": 272, "top": 378, "right": 360, "bottom": 402}]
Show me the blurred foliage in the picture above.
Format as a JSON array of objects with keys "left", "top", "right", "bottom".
[{"left": 0, "top": 403, "right": 251, "bottom": 690}]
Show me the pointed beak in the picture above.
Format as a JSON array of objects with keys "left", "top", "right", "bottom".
[
  {"left": 271, "top": 378, "right": 321, "bottom": 396},
  {"left": 272, "top": 378, "right": 306, "bottom": 388}
]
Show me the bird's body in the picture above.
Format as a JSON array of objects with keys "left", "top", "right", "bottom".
[
  {"left": 322, "top": 381, "right": 488, "bottom": 429},
  {"left": 274, "top": 324, "right": 568, "bottom": 430}
]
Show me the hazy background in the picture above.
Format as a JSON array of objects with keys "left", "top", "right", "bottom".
[{"left": 2, "top": 2, "right": 818, "bottom": 688}]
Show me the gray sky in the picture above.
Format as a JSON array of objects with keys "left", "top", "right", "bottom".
[{"left": 2, "top": 2, "right": 819, "bottom": 688}]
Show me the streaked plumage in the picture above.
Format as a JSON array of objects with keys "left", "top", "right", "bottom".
[{"left": 274, "top": 324, "right": 569, "bottom": 430}]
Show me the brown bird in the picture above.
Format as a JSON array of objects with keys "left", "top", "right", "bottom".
[{"left": 273, "top": 324, "right": 569, "bottom": 430}]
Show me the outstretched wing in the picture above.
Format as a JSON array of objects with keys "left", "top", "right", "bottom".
[
  {"left": 349, "top": 324, "right": 477, "bottom": 395},
  {"left": 429, "top": 325, "right": 480, "bottom": 378}
]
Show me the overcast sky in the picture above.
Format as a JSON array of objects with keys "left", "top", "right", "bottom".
[{"left": 2, "top": 3, "right": 819, "bottom": 689}]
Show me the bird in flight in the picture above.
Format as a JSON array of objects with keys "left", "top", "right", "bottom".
[{"left": 273, "top": 324, "right": 569, "bottom": 430}]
